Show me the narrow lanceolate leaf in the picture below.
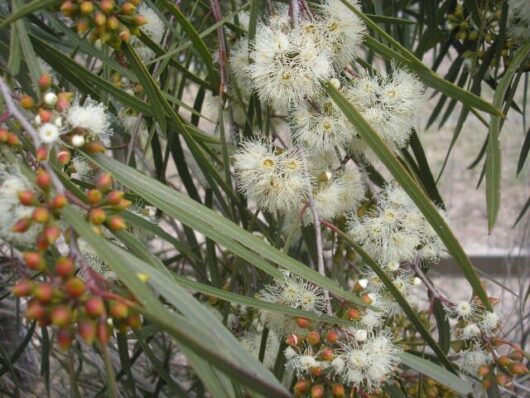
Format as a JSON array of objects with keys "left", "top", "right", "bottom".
[
  {"left": 324, "top": 82, "right": 492, "bottom": 311},
  {"left": 398, "top": 352, "right": 473, "bottom": 395},
  {"left": 86, "top": 152, "right": 369, "bottom": 308},
  {"left": 0, "top": 0, "right": 60, "bottom": 30},
  {"left": 340, "top": 0, "right": 501, "bottom": 117},
  {"left": 486, "top": 42, "right": 530, "bottom": 231},
  {"left": 62, "top": 206, "right": 290, "bottom": 398}
]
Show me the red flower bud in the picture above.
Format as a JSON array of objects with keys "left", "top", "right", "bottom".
[
  {"left": 311, "top": 384, "right": 324, "bottom": 398},
  {"left": 326, "top": 330, "right": 339, "bottom": 344},
  {"left": 114, "top": 199, "right": 132, "bottom": 211},
  {"left": 120, "top": 2, "right": 136, "bottom": 15},
  {"left": 78, "top": 319, "right": 97, "bottom": 344},
  {"left": 23, "top": 252, "right": 46, "bottom": 271},
  {"left": 293, "top": 380, "right": 310, "bottom": 396},
  {"left": 18, "top": 190, "right": 36, "bottom": 206},
  {"left": 65, "top": 278, "right": 86, "bottom": 298},
  {"left": 56, "top": 150, "right": 72, "bottom": 165},
  {"left": 331, "top": 384, "right": 345, "bottom": 398},
  {"left": 0, "top": 128, "right": 8, "bottom": 142},
  {"left": 36, "top": 232, "right": 50, "bottom": 251},
  {"left": 96, "top": 172, "right": 113, "bottom": 192},
  {"left": 100, "top": 0, "right": 115, "bottom": 15},
  {"left": 34, "top": 283, "right": 54, "bottom": 303},
  {"left": 106, "top": 190, "right": 124, "bottom": 205},
  {"left": 36, "top": 145, "right": 48, "bottom": 161},
  {"left": 56, "top": 257, "right": 75, "bottom": 278},
  {"left": 38, "top": 74, "right": 52, "bottom": 91},
  {"left": 97, "top": 322, "right": 111, "bottom": 345},
  {"left": 6, "top": 133, "right": 19, "bottom": 146},
  {"left": 126, "top": 313, "right": 142, "bottom": 330},
  {"left": 319, "top": 347, "right": 334, "bottom": 361},
  {"left": 12, "top": 280, "right": 34, "bottom": 297},
  {"left": 26, "top": 300, "right": 45, "bottom": 320},
  {"left": 38, "top": 109, "right": 52, "bottom": 123},
  {"left": 36, "top": 169, "right": 51, "bottom": 190},
  {"left": 346, "top": 308, "right": 361, "bottom": 320},
  {"left": 498, "top": 355, "right": 510, "bottom": 367},
  {"left": 286, "top": 334, "right": 299, "bottom": 346},
  {"left": 57, "top": 328, "right": 73, "bottom": 350},
  {"left": 51, "top": 194, "right": 67, "bottom": 209},
  {"left": 106, "top": 215, "right": 126, "bottom": 231},
  {"left": 478, "top": 365, "right": 491, "bottom": 377},
  {"left": 295, "top": 317, "right": 310, "bottom": 329},
  {"left": 510, "top": 362, "right": 529, "bottom": 375},
  {"left": 109, "top": 301, "right": 129, "bottom": 319},
  {"left": 51, "top": 305, "right": 71, "bottom": 327},
  {"left": 11, "top": 217, "right": 32, "bottom": 233},
  {"left": 85, "top": 297, "right": 105, "bottom": 317}
]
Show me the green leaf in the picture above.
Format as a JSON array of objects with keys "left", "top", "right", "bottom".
[
  {"left": 62, "top": 206, "right": 290, "bottom": 398},
  {"left": 0, "top": 0, "right": 60, "bottom": 30},
  {"left": 86, "top": 152, "right": 369, "bottom": 307},
  {"left": 324, "top": 82, "right": 492, "bottom": 311},
  {"left": 398, "top": 352, "right": 473, "bottom": 395},
  {"left": 486, "top": 42, "right": 530, "bottom": 231}
]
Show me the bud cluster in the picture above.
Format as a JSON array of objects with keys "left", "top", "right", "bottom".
[
  {"left": 85, "top": 172, "right": 130, "bottom": 233},
  {"left": 13, "top": 253, "right": 141, "bottom": 350},
  {"left": 479, "top": 341, "right": 529, "bottom": 390},
  {"left": 59, "top": 0, "right": 148, "bottom": 47}
]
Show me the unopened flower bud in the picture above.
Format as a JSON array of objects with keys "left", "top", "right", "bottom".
[
  {"left": 89, "top": 208, "right": 106, "bottom": 225},
  {"left": 319, "top": 347, "right": 334, "bottom": 361},
  {"left": 65, "top": 278, "right": 86, "bottom": 298},
  {"left": 87, "top": 189, "right": 103, "bottom": 205},
  {"left": 36, "top": 145, "right": 48, "bottom": 161},
  {"left": 293, "top": 380, "right": 310, "bottom": 396},
  {"left": 34, "top": 283, "right": 54, "bottom": 303},
  {"left": 36, "top": 169, "right": 52, "bottom": 190},
  {"left": 96, "top": 172, "right": 113, "bottom": 191},
  {"left": 56, "top": 150, "right": 72, "bottom": 165},
  {"left": 106, "top": 215, "right": 126, "bottom": 231},
  {"left": 20, "top": 95, "right": 34, "bottom": 109},
  {"left": 6, "top": 133, "right": 20, "bottom": 146},
  {"left": 23, "top": 252, "right": 46, "bottom": 271},
  {"left": 295, "top": 317, "right": 310, "bottom": 329},
  {"left": 38, "top": 74, "right": 52, "bottom": 91},
  {"left": 33, "top": 207, "right": 50, "bottom": 223},
  {"left": 26, "top": 300, "right": 45, "bottom": 320},
  {"left": 106, "top": 190, "right": 124, "bottom": 205},
  {"left": 332, "top": 384, "right": 345, "bottom": 398},
  {"left": 510, "top": 362, "right": 529, "bottom": 375},
  {"left": 11, "top": 217, "right": 32, "bottom": 233},
  {"left": 97, "top": 322, "right": 111, "bottom": 345},
  {"left": 56, "top": 257, "right": 75, "bottom": 278},
  {"left": 311, "top": 384, "right": 324, "bottom": 398},
  {"left": 12, "top": 280, "right": 34, "bottom": 297},
  {"left": 346, "top": 308, "right": 361, "bottom": 320},
  {"left": 43, "top": 92, "right": 57, "bottom": 106},
  {"left": 121, "top": 2, "right": 135, "bottom": 15},
  {"left": 78, "top": 319, "right": 97, "bottom": 343},
  {"left": 44, "top": 224, "right": 61, "bottom": 244},
  {"left": 110, "top": 301, "right": 129, "bottom": 319},
  {"left": 51, "top": 194, "right": 67, "bottom": 209},
  {"left": 0, "top": 128, "right": 8, "bottom": 142},
  {"left": 57, "top": 328, "right": 73, "bottom": 350},
  {"left": 307, "top": 331, "right": 320, "bottom": 345},
  {"left": 84, "top": 140, "right": 105, "bottom": 153},
  {"left": 38, "top": 109, "right": 52, "bottom": 123},
  {"left": 326, "top": 330, "right": 339, "bottom": 344},
  {"left": 18, "top": 190, "right": 36, "bottom": 206},
  {"left": 85, "top": 297, "right": 106, "bottom": 317},
  {"left": 51, "top": 305, "right": 71, "bottom": 327}
]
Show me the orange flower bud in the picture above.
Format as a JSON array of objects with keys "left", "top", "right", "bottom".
[
  {"left": 32, "top": 207, "right": 49, "bottom": 224},
  {"left": 80, "top": 1, "right": 94, "bottom": 14},
  {"left": 51, "top": 305, "right": 71, "bottom": 327},
  {"left": 11, "top": 217, "right": 32, "bottom": 233},
  {"left": 96, "top": 172, "right": 113, "bottom": 192},
  {"left": 78, "top": 319, "right": 97, "bottom": 343},
  {"left": 331, "top": 384, "right": 345, "bottom": 398},
  {"left": 106, "top": 190, "right": 124, "bottom": 205},
  {"left": 89, "top": 208, "right": 106, "bottom": 225},
  {"left": 110, "top": 301, "right": 129, "bottom": 319},
  {"left": 36, "top": 169, "right": 51, "bottom": 190},
  {"left": 6, "top": 133, "right": 19, "bottom": 146},
  {"left": 65, "top": 278, "right": 86, "bottom": 298},
  {"left": 510, "top": 362, "right": 529, "bottom": 375},
  {"left": 44, "top": 223, "right": 61, "bottom": 244},
  {"left": 114, "top": 199, "right": 132, "bottom": 211},
  {"left": 36, "top": 145, "right": 48, "bottom": 161},
  {"left": 307, "top": 331, "right": 320, "bottom": 345},
  {"left": 36, "top": 232, "right": 50, "bottom": 251},
  {"left": 51, "top": 194, "right": 67, "bottom": 209},
  {"left": 18, "top": 190, "right": 36, "bottom": 206},
  {"left": 100, "top": 0, "right": 115, "bottom": 14},
  {"left": 12, "top": 280, "right": 34, "bottom": 297},
  {"left": 106, "top": 16, "right": 119, "bottom": 30},
  {"left": 293, "top": 380, "right": 310, "bottom": 396},
  {"left": 23, "top": 252, "right": 46, "bottom": 271},
  {"left": 118, "top": 26, "right": 131, "bottom": 42},
  {"left": 121, "top": 2, "right": 135, "bottom": 15},
  {"left": 133, "top": 15, "right": 147, "bottom": 26},
  {"left": 497, "top": 355, "right": 510, "bottom": 367},
  {"left": 326, "top": 330, "right": 339, "bottom": 344},
  {"left": 38, "top": 109, "right": 52, "bottom": 123},
  {"left": 295, "top": 317, "right": 310, "bottom": 328},
  {"left": 34, "top": 283, "right": 54, "bottom": 304},
  {"left": 346, "top": 308, "right": 361, "bottom": 320},
  {"left": 77, "top": 18, "right": 90, "bottom": 34},
  {"left": 56, "top": 257, "right": 75, "bottom": 278},
  {"left": 495, "top": 373, "right": 510, "bottom": 386},
  {"left": 60, "top": 1, "right": 75, "bottom": 16},
  {"left": 84, "top": 140, "right": 105, "bottom": 153},
  {"left": 126, "top": 313, "right": 142, "bottom": 330},
  {"left": 311, "top": 384, "right": 324, "bottom": 398},
  {"left": 478, "top": 364, "right": 491, "bottom": 377},
  {"left": 97, "top": 322, "right": 111, "bottom": 345},
  {"left": 106, "top": 215, "right": 126, "bottom": 231},
  {"left": 0, "top": 128, "right": 8, "bottom": 142},
  {"left": 86, "top": 189, "right": 102, "bottom": 205},
  {"left": 56, "top": 150, "right": 72, "bottom": 165},
  {"left": 26, "top": 300, "right": 45, "bottom": 320},
  {"left": 85, "top": 297, "right": 105, "bottom": 317},
  {"left": 286, "top": 334, "right": 299, "bottom": 346},
  {"left": 319, "top": 347, "right": 334, "bottom": 361},
  {"left": 20, "top": 95, "right": 34, "bottom": 109},
  {"left": 38, "top": 74, "right": 52, "bottom": 91}
]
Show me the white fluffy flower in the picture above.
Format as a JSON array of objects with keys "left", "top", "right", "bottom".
[
  {"left": 66, "top": 99, "right": 112, "bottom": 144},
  {"left": 446, "top": 300, "right": 477, "bottom": 321},
  {"left": 234, "top": 141, "right": 308, "bottom": 213},
  {"left": 457, "top": 347, "right": 492, "bottom": 375},
  {"left": 349, "top": 184, "right": 445, "bottom": 264},
  {"left": 335, "top": 331, "right": 400, "bottom": 392},
  {"left": 240, "top": 330, "right": 280, "bottom": 369},
  {"left": 0, "top": 172, "right": 39, "bottom": 247},
  {"left": 479, "top": 311, "right": 500, "bottom": 337},
  {"left": 130, "top": 5, "right": 165, "bottom": 61},
  {"left": 508, "top": 0, "right": 530, "bottom": 41},
  {"left": 311, "top": 0, "right": 366, "bottom": 69},
  {"left": 38, "top": 123, "right": 60, "bottom": 144},
  {"left": 346, "top": 68, "right": 424, "bottom": 150},
  {"left": 461, "top": 323, "right": 481, "bottom": 340},
  {"left": 247, "top": 21, "right": 332, "bottom": 108},
  {"left": 287, "top": 352, "right": 321, "bottom": 378}
]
